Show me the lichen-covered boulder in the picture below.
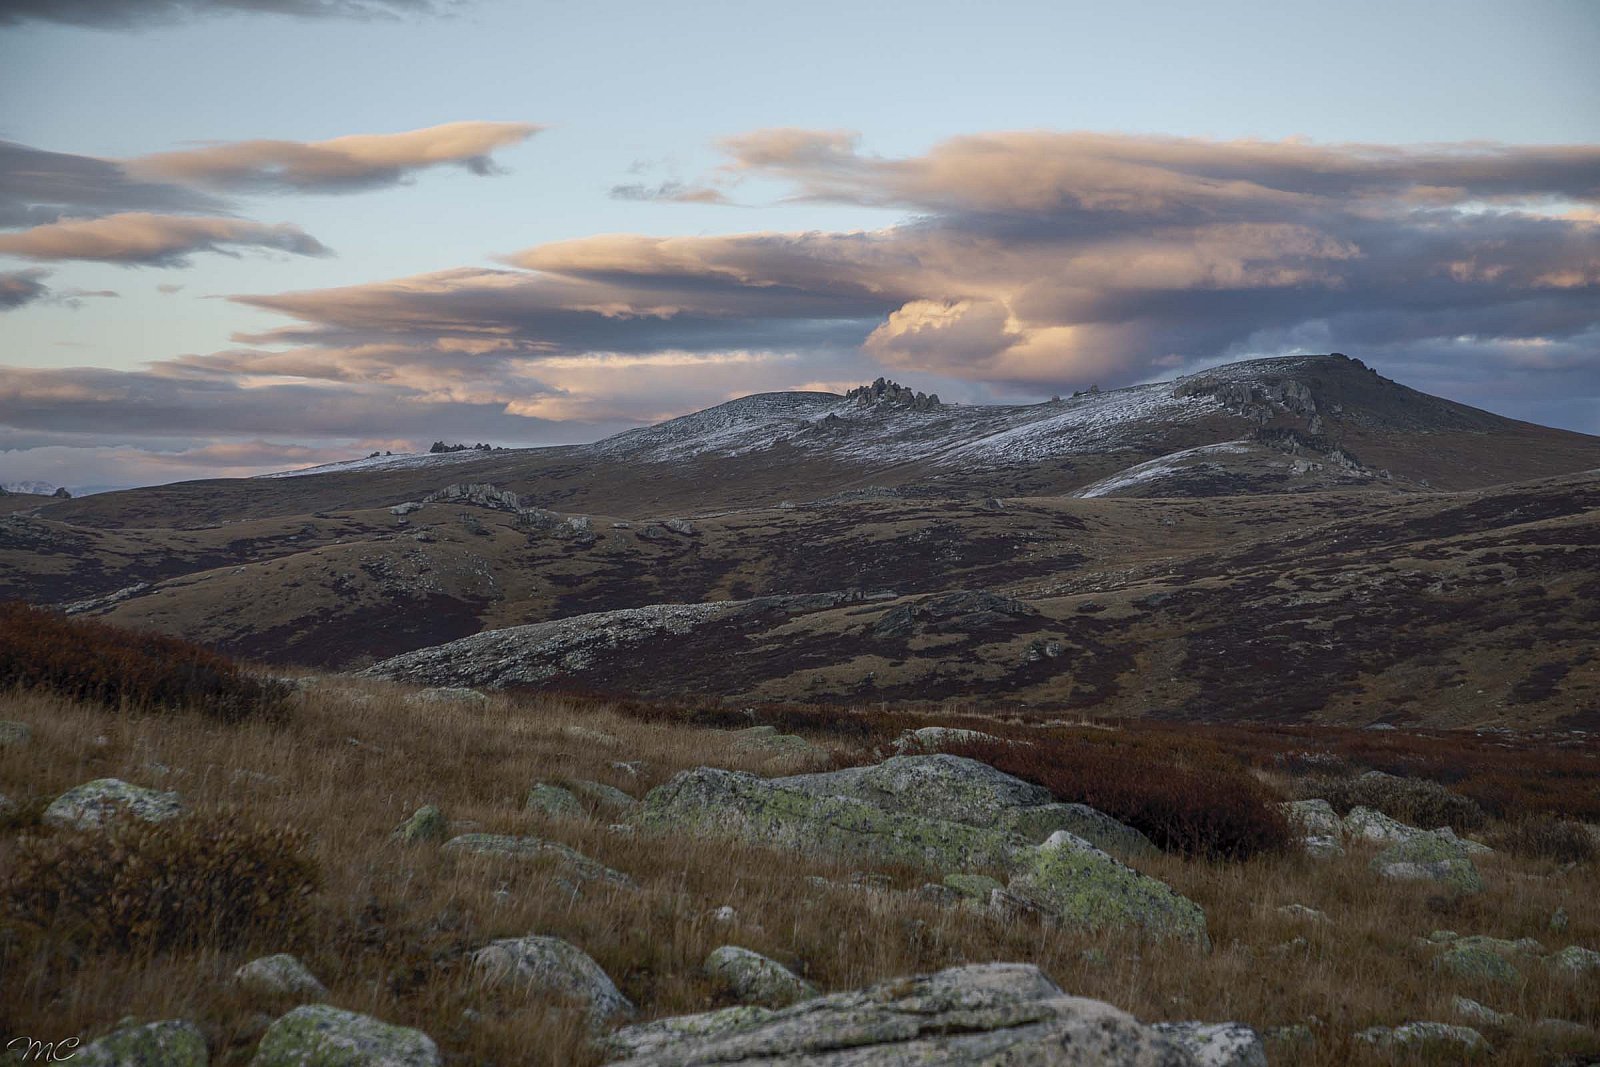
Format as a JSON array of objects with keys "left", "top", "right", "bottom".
[
  {"left": 634, "top": 767, "right": 1022, "bottom": 874},
  {"left": 252, "top": 1006, "right": 439, "bottom": 1067},
  {"left": 1548, "top": 945, "right": 1600, "bottom": 974},
  {"left": 391, "top": 805, "right": 447, "bottom": 844},
  {"left": 1435, "top": 945, "right": 1520, "bottom": 984},
  {"left": 1344, "top": 806, "right": 1425, "bottom": 843},
  {"left": 1151, "top": 1022, "right": 1266, "bottom": 1066},
  {"left": 704, "top": 946, "right": 817, "bottom": 1007},
  {"left": 568, "top": 780, "right": 637, "bottom": 812},
  {"left": 1002, "top": 832, "right": 1210, "bottom": 948},
  {"left": 891, "top": 726, "right": 1007, "bottom": 754},
  {"left": 43, "top": 778, "right": 183, "bottom": 831},
  {"left": 774, "top": 755, "right": 1052, "bottom": 827},
  {"left": 1451, "top": 997, "right": 1515, "bottom": 1028},
  {"left": 443, "top": 834, "right": 634, "bottom": 889},
  {"left": 74, "top": 1020, "right": 207, "bottom": 1067},
  {"left": 1370, "top": 831, "right": 1484, "bottom": 894},
  {"left": 234, "top": 954, "right": 329, "bottom": 1001},
  {"left": 998, "top": 802, "right": 1158, "bottom": 857},
  {"left": 473, "top": 936, "right": 634, "bottom": 1024},
  {"left": 525, "top": 783, "right": 584, "bottom": 818},
  {"left": 1433, "top": 826, "right": 1494, "bottom": 855},
  {"left": 603, "top": 963, "right": 1195, "bottom": 1066},
  {"left": 1281, "top": 799, "right": 1341, "bottom": 838},
  {"left": 943, "top": 872, "right": 1005, "bottom": 901},
  {"left": 1354, "top": 1021, "right": 1488, "bottom": 1055}
]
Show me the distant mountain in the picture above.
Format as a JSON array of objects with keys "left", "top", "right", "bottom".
[{"left": 6, "top": 353, "right": 1599, "bottom": 727}]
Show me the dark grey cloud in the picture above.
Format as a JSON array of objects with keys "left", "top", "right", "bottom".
[
  {"left": 0, "top": 140, "right": 225, "bottom": 229},
  {"left": 0, "top": 0, "right": 455, "bottom": 29},
  {"left": 0, "top": 267, "right": 49, "bottom": 309}
]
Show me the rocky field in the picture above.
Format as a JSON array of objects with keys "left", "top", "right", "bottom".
[{"left": 2, "top": 673, "right": 1597, "bottom": 1066}]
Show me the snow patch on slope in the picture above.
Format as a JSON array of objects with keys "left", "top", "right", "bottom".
[
  {"left": 259, "top": 449, "right": 502, "bottom": 479},
  {"left": 1073, "top": 441, "right": 1256, "bottom": 498}
]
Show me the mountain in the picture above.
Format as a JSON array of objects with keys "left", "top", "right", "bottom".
[{"left": 5, "top": 353, "right": 1599, "bottom": 727}]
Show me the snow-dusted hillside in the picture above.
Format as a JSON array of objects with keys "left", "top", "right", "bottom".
[{"left": 259, "top": 448, "right": 508, "bottom": 479}]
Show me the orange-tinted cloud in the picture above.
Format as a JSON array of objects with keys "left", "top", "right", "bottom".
[
  {"left": 128, "top": 121, "right": 541, "bottom": 193},
  {"left": 0, "top": 212, "right": 329, "bottom": 265}
]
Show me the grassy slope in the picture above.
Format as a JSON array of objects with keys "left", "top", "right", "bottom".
[{"left": 2, "top": 680, "right": 1596, "bottom": 1065}]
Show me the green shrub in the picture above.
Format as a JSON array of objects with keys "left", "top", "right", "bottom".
[
  {"left": 0, "top": 601, "right": 289, "bottom": 722},
  {"left": 1296, "top": 770, "right": 1486, "bottom": 830},
  {"left": 946, "top": 733, "right": 1294, "bottom": 860},
  {"left": 1, "top": 814, "right": 320, "bottom": 952}
]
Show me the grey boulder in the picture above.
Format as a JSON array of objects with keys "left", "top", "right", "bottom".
[
  {"left": 43, "top": 778, "right": 183, "bottom": 831},
  {"left": 473, "top": 935, "right": 634, "bottom": 1025},
  {"left": 74, "top": 1021, "right": 207, "bottom": 1067},
  {"left": 605, "top": 962, "right": 1197, "bottom": 1065},
  {"left": 251, "top": 1005, "right": 439, "bottom": 1067},
  {"left": 704, "top": 946, "right": 817, "bottom": 1007}
]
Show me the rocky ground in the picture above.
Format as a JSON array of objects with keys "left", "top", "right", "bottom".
[{"left": 1, "top": 679, "right": 1596, "bottom": 1065}]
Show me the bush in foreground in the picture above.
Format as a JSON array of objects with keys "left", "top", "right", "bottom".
[
  {"left": 1, "top": 814, "right": 319, "bottom": 953},
  {"left": 946, "top": 733, "right": 1294, "bottom": 860},
  {"left": 0, "top": 601, "right": 288, "bottom": 722}
]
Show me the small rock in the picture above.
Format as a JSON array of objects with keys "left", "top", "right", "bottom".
[
  {"left": 525, "top": 782, "right": 584, "bottom": 818},
  {"left": 43, "top": 778, "right": 184, "bottom": 830},
  {"left": 710, "top": 905, "right": 738, "bottom": 923},
  {"left": 392, "top": 805, "right": 448, "bottom": 844},
  {"left": 1355, "top": 1021, "right": 1488, "bottom": 1055},
  {"left": 251, "top": 1005, "right": 439, "bottom": 1067},
  {"left": 1151, "top": 1021, "right": 1267, "bottom": 1066},
  {"left": 234, "top": 954, "right": 329, "bottom": 1001},
  {"left": 0, "top": 719, "right": 32, "bottom": 746},
  {"left": 473, "top": 935, "right": 634, "bottom": 1025},
  {"left": 443, "top": 834, "right": 635, "bottom": 889},
  {"left": 703, "top": 945, "right": 818, "bottom": 1007},
  {"left": 1550, "top": 907, "right": 1568, "bottom": 934},
  {"left": 663, "top": 518, "right": 695, "bottom": 536},
  {"left": 1451, "top": 996, "right": 1515, "bottom": 1028},
  {"left": 74, "top": 1020, "right": 207, "bottom": 1067},
  {"left": 891, "top": 726, "right": 1006, "bottom": 754},
  {"left": 1275, "top": 904, "right": 1329, "bottom": 924}
]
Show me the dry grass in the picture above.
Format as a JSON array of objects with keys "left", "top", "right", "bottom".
[{"left": 1, "top": 680, "right": 1596, "bottom": 1066}]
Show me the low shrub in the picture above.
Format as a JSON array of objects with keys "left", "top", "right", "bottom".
[
  {"left": 946, "top": 733, "right": 1294, "bottom": 860},
  {"left": 0, "top": 602, "right": 289, "bottom": 722},
  {"left": 1491, "top": 815, "right": 1597, "bottom": 865},
  {"left": 1, "top": 814, "right": 320, "bottom": 952},
  {"left": 1295, "top": 770, "right": 1487, "bottom": 830}
]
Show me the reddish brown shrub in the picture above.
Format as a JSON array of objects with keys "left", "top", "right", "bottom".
[
  {"left": 0, "top": 602, "right": 288, "bottom": 722},
  {"left": 1492, "top": 815, "right": 1597, "bottom": 865},
  {"left": 946, "top": 732, "right": 1294, "bottom": 860},
  {"left": 1, "top": 814, "right": 319, "bottom": 952}
]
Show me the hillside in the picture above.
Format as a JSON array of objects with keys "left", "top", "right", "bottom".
[{"left": 4, "top": 353, "right": 1599, "bottom": 727}]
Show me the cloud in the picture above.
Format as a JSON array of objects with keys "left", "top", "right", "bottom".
[
  {"left": 5, "top": 130, "right": 1598, "bottom": 488},
  {"left": 610, "top": 180, "right": 729, "bottom": 205},
  {"left": 0, "top": 268, "right": 51, "bottom": 310},
  {"left": 128, "top": 121, "right": 541, "bottom": 193},
  {"left": 0, "top": 140, "right": 225, "bottom": 229},
  {"left": 0, "top": 0, "right": 457, "bottom": 29},
  {"left": 0, "top": 212, "right": 329, "bottom": 265}
]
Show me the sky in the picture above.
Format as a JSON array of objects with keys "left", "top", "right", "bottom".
[{"left": 1, "top": 0, "right": 1597, "bottom": 493}]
